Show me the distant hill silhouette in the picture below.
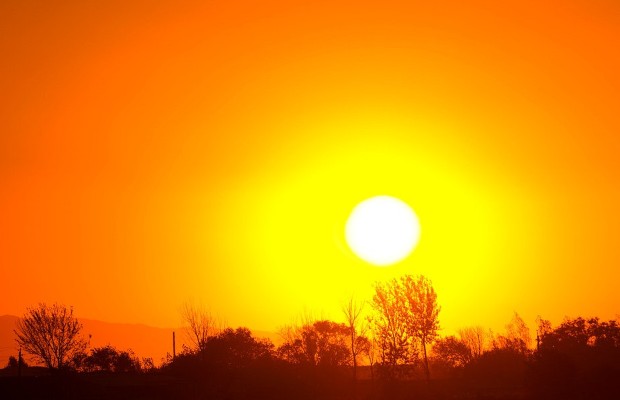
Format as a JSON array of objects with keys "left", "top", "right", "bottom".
[
  {"left": 0, "top": 315, "right": 279, "bottom": 367},
  {"left": 0, "top": 315, "right": 20, "bottom": 367}
]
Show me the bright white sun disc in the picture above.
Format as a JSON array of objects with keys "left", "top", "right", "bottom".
[{"left": 345, "top": 196, "right": 420, "bottom": 266}]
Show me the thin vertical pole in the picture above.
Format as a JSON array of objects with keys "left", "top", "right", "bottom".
[{"left": 18, "top": 347, "right": 22, "bottom": 377}]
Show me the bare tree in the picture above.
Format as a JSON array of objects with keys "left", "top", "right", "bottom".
[
  {"left": 342, "top": 296, "right": 368, "bottom": 381},
  {"left": 14, "top": 303, "right": 87, "bottom": 369},
  {"left": 181, "top": 301, "right": 219, "bottom": 352},
  {"left": 458, "top": 326, "right": 490, "bottom": 358}
]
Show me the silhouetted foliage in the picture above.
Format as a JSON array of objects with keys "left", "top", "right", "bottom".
[
  {"left": 277, "top": 320, "right": 350, "bottom": 367},
  {"left": 370, "top": 279, "right": 416, "bottom": 374},
  {"left": 5, "top": 355, "right": 28, "bottom": 370},
  {"left": 530, "top": 316, "right": 620, "bottom": 399},
  {"left": 494, "top": 312, "right": 531, "bottom": 355},
  {"left": 8, "top": 284, "right": 620, "bottom": 400},
  {"left": 369, "top": 274, "right": 440, "bottom": 380},
  {"left": 14, "top": 303, "right": 87, "bottom": 370},
  {"left": 162, "top": 326, "right": 309, "bottom": 400},
  {"left": 85, "top": 346, "right": 117, "bottom": 372},
  {"left": 401, "top": 275, "right": 440, "bottom": 380},
  {"left": 463, "top": 346, "right": 529, "bottom": 391},
  {"left": 165, "top": 327, "right": 275, "bottom": 373},
  {"left": 141, "top": 357, "right": 155, "bottom": 372},
  {"left": 203, "top": 327, "right": 274, "bottom": 368},
  {"left": 77, "top": 345, "right": 141, "bottom": 373},
  {"left": 433, "top": 336, "right": 472, "bottom": 368}
]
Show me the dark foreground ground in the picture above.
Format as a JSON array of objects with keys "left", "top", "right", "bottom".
[{"left": 0, "top": 371, "right": 617, "bottom": 400}]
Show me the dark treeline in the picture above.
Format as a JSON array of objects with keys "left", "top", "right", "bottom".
[{"left": 2, "top": 274, "right": 619, "bottom": 400}]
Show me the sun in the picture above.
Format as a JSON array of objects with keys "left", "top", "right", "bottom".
[{"left": 345, "top": 196, "right": 421, "bottom": 266}]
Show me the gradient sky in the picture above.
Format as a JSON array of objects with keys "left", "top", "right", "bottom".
[{"left": 1, "top": 0, "right": 619, "bottom": 335}]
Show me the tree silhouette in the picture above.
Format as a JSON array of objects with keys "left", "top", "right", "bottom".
[
  {"left": 203, "top": 327, "right": 274, "bottom": 369},
  {"left": 538, "top": 317, "right": 620, "bottom": 359},
  {"left": 433, "top": 335, "right": 472, "bottom": 368},
  {"left": 369, "top": 279, "right": 414, "bottom": 378},
  {"left": 400, "top": 274, "right": 440, "bottom": 381},
  {"left": 5, "top": 355, "right": 28, "bottom": 370},
  {"left": 14, "top": 303, "right": 87, "bottom": 370},
  {"left": 277, "top": 320, "right": 350, "bottom": 367},
  {"left": 495, "top": 312, "right": 531, "bottom": 354},
  {"left": 531, "top": 317, "right": 620, "bottom": 399},
  {"left": 181, "top": 301, "right": 219, "bottom": 353},
  {"left": 369, "top": 275, "right": 440, "bottom": 380},
  {"left": 342, "top": 297, "right": 368, "bottom": 381},
  {"left": 85, "top": 345, "right": 117, "bottom": 372},
  {"left": 80, "top": 345, "right": 140, "bottom": 372},
  {"left": 458, "top": 326, "right": 491, "bottom": 358}
]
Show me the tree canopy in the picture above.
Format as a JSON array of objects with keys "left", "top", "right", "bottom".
[{"left": 14, "top": 303, "right": 87, "bottom": 370}]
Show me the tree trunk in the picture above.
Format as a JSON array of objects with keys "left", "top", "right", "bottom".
[
  {"left": 351, "top": 330, "right": 357, "bottom": 381},
  {"left": 422, "top": 337, "right": 430, "bottom": 382}
]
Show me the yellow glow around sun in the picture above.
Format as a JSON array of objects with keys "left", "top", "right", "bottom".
[
  {"left": 209, "top": 113, "right": 522, "bottom": 331},
  {"left": 345, "top": 196, "right": 421, "bottom": 266}
]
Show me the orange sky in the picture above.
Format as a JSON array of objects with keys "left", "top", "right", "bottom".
[{"left": 1, "top": 0, "right": 619, "bottom": 336}]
